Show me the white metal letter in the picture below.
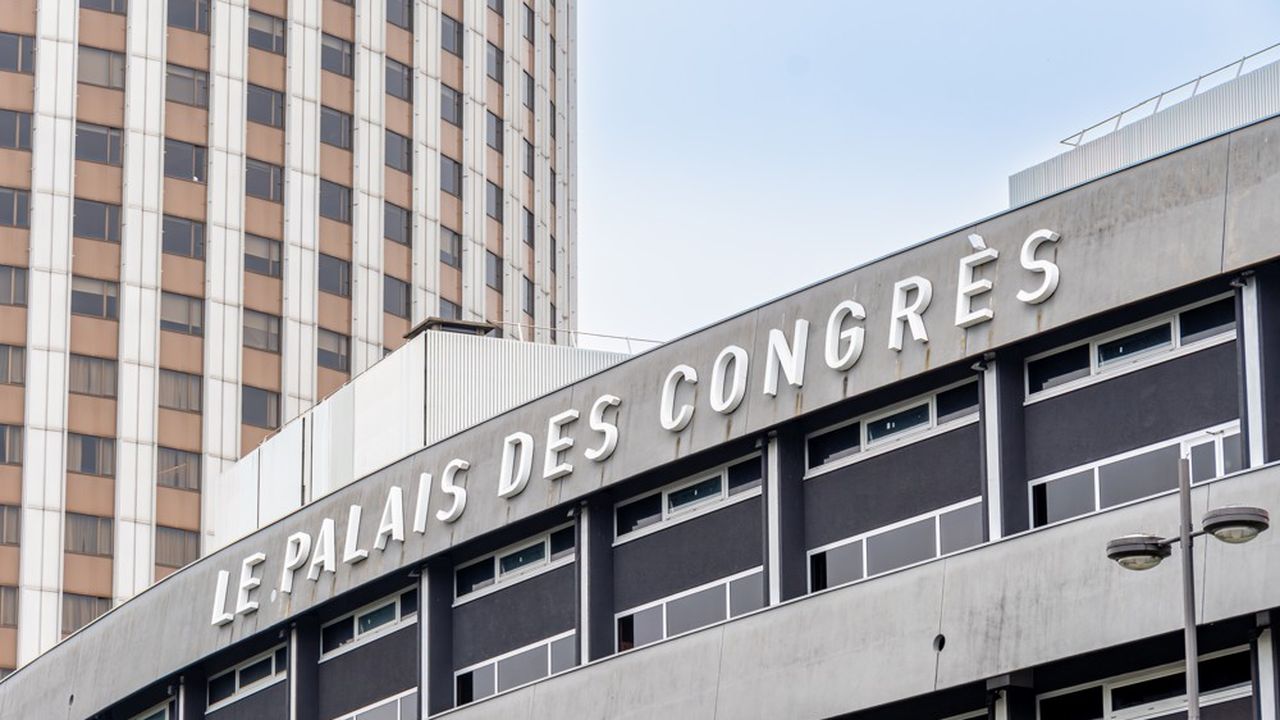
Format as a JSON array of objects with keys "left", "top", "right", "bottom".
[
  {"left": 825, "top": 300, "right": 866, "bottom": 371},
  {"left": 307, "top": 517, "right": 336, "bottom": 581},
  {"left": 544, "top": 409, "right": 580, "bottom": 481},
  {"left": 211, "top": 570, "right": 234, "bottom": 626},
  {"left": 280, "top": 532, "right": 312, "bottom": 595},
  {"left": 374, "top": 486, "right": 405, "bottom": 550},
  {"left": 436, "top": 459, "right": 470, "bottom": 523},
  {"left": 709, "top": 345, "right": 748, "bottom": 413},
  {"left": 342, "top": 504, "right": 369, "bottom": 563},
  {"left": 660, "top": 364, "right": 697, "bottom": 432},
  {"left": 412, "top": 472, "right": 432, "bottom": 534},
  {"left": 1016, "top": 229, "right": 1061, "bottom": 305},
  {"left": 889, "top": 276, "right": 933, "bottom": 351},
  {"left": 955, "top": 234, "right": 1000, "bottom": 329},
  {"left": 498, "top": 432, "right": 535, "bottom": 498},
  {"left": 235, "top": 552, "right": 266, "bottom": 616},
  {"left": 764, "top": 319, "right": 810, "bottom": 396},
  {"left": 585, "top": 394, "right": 622, "bottom": 462}
]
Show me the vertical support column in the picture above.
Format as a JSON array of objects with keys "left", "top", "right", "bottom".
[
  {"left": 1238, "top": 274, "right": 1266, "bottom": 467},
  {"left": 560, "top": 0, "right": 576, "bottom": 343},
  {"left": 582, "top": 496, "right": 613, "bottom": 662},
  {"left": 351, "top": 0, "right": 387, "bottom": 371},
  {"left": 411, "top": 0, "right": 443, "bottom": 323},
  {"left": 1256, "top": 618, "right": 1278, "bottom": 720},
  {"left": 461, "top": 0, "right": 486, "bottom": 323},
  {"left": 1245, "top": 265, "right": 1280, "bottom": 464},
  {"left": 178, "top": 665, "right": 206, "bottom": 720},
  {"left": 424, "top": 557, "right": 454, "bottom": 715},
  {"left": 979, "top": 361, "right": 1003, "bottom": 541},
  {"left": 987, "top": 674, "right": 1035, "bottom": 720},
  {"left": 573, "top": 503, "right": 588, "bottom": 664},
  {"left": 987, "top": 354, "right": 1030, "bottom": 537},
  {"left": 769, "top": 427, "right": 808, "bottom": 602},
  {"left": 290, "top": 620, "right": 320, "bottom": 720},
  {"left": 764, "top": 435, "right": 781, "bottom": 606}
]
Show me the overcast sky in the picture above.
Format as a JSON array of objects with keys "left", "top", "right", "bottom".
[{"left": 571, "top": 0, "right": 1280, "bottom": 352}]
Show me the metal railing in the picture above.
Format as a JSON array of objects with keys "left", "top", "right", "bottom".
[
  {"left": 497, "top": 321, "right": 665, "bottom": 354},
  {"left": 1061, "top": 42, "right": 1280, "bottom": 147}
]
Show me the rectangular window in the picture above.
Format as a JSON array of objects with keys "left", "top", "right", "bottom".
[
  {"left": 242, "top": 385, "right": 280, "bottom": 429},
  {"left": 441, "top": 84, "right": 462, "bottom": 126},
  {"left": 523, "top": 275, "right": 534, "bottom": 317},
  {"left": 244, "top": 309, "right": 282, "bottom": 353},
  {"left": 158, "top": 369, "right": 201, "bottom": 412},
  {"left": 317, "top": 328, "right": 350, "bottom": 372},
  {"left": 320, "top": 106, "right": 352, "bottom": 149},
  {"left": 548, "top": 302, "right": 556, "bottom": 341},
  {"left": 455, "top": 526, "right": 573, "bottom": 601},
  {"left": 456, "top": 632, "right": 576, "bottom": 706},
  {"left": 82, "top": 0, "right": 128, "bottom": 11},
  {"left": 384, "top": 202, "right": 411, "bottom": 246},
  {"left": 0, "top": 506, "right": 17, "bottom": 545},
  {"left": 616, "top": 570, "right": 761, "bottom": 653},
  {"left": 66, "top": 512, "right": 113, "bottom": 556},
  {"left": 158, "top": 447, "right": 201, "bottom": 491},
  {"left": 70, "top": 276, "right": 119, "bottom": 320},
  {"left": 0, "top": 345, "right": 23, "bottom": 385},
  {"left": 524, "top": 4, "right": 535, "bottom": 42},
  {"left": 320, "top": 179, "right": 352, "bottom": 222},
  {"left": 244, "top": 234, "right": 282, "bottom": 277},
  {"left": 441, "top": 15, "right": 462, "bottom": 57},
  {"left": 245, "top": 158, "right": 283, "bottom": 202},
  {"left": 549, "top": 36, "right": 556, "bottom": 72},
  {"left": 318, "top": 253, "right": 352, "bottom": 297},
  {"left": 62, "top": 593, "right": 111, "bottom": 635},
  {"left": 385, "top": 129, "right": 412, "bottom": 173},
  {"left": 386, "top": 58, "right": 413, "bottom": 101},
  {"left": 388, "top": 0, "right": 413, "bottom": 30},
  {"left": 615, "top": 456, "right": 762, "bottom": 539},
  {"left": 865, "top": 402, "right": 930, "bottom": 443},
  {"left": 0, "top": 585, "right": 15, "bottom": 627},
  {"left": 73, "top": 198, "right": 121, "bottom": 243},
  {"left": 0, "top": 109, "right": 31, "bottom": 151},
  {"left": 0, "top": 425, "right": 20, "bottom": 465},
  {"left": 67, "top": 433, "right": 115, "bottom": 476},
  {"left": 549, "top": 100, "right": 556, "bottom": 138},
  {"left": 165, "top": 64, "right": 209, "bottom": 108},
  {"left": 439, "top": 298, "right": 461, "bottom": 320},
  {"left": 487, "top": 0, "right": 504, "bottom": 15},
  {"left": 246, "top": 84, "right": 285, "bottom": 128},
  {"left": 321, "top": 588, "right": 418, "bottom": 657},
  {"left": 0, "top": 32, "right": 35, "bottom": 74},
  {"left": 485, "top": 181, "right": 503, "bottom": 221},
  {"left": 207, "top": 645, "right": 288, "bottom": 709},
  {"left": 440, "top": 227, "right": 462, "bottom": 268},
  {"left": 0, "top": 265, "right": 26, "bottom": 305},
  {"left": 485, "top": 111, "right": 503, "bottom": 152},
  {"left": 1096, "top": 323, "right": 1172, "bottom": 367},
  {"left": 0, "top": 188, "right": 28, "bottom": 229},
  {"left": 486, "top": 43, "right": 503, "bottom": 84},
  {"left": 524, "top": 139, "right": 534, "bottom": 178},
  {"left": 156, "top": 526, "right": 199, "bottom": 568},
  {"left": 384, "top": 275, "right": 411, "bottom": 318},
  {"left": 75, "top": 122, "right": 122, "bottom": 165},
  {"left": 1180, "top": 297, "right": 1236, "bottom": 343},
  {"left": 162, "top": 215, "right": 205, "bottom": 259},
  {"left": 523, "top": 207, "right": 534, "bottom": 246},
  {"left": 69, "top": 354, "right": 116, "bottom": 398},
  {"left": 548, "top": 235, "right": 556, "bottom": 273},
  {"left": 164, "top": 138, "right": 206, "bottom": 183},
  {"left": 441, "top": 155, "right": 462, "bottom": 197},
  {"left": 321, "top": 34, "right": 353, "bottom": 77},
  {"left": 168, "top": 0, "right": 209, "bottom": 32},
  {"left": 523, "top": 71, "right": 534, "bottom": 110},
  {"left": 550, "top": 169, "right": 556, "bottom": 205},
  {"left": 79, "top": 46, "right": 126, "bottom": 89},
  {"left": 484, "top": 251, "right": 502, "bottom": 292},
  {"left": 160, "top": 291, "right": 203, "bottom": 335},
  {"left": 247, "top": 11, "right": 286, "bottom": 54}
]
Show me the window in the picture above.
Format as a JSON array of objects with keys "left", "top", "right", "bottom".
[
  {"left": 247, "top": 11, "right": 286, "bottom": 54},
  {"left": 615, "top": 455, "right": 762, "bottom": 539},
  {"left": 456, "top": 632, "right": 575, "bottom": 705},
  {"left": 62, "top": 593, "right": 111, "bottom": 635},
  {"left": 0, "top": 33, "right": 34, "bottom": 74},
  {"left": 320, "top": 179, "right": 352, "bottom": 222},
  {"left": 66, "top": 512, "right": 113, "bottom": 556},
  {"left": 442, "top": 84, "right": 462, "bottom": 126},
  {"left": 246, "top": 84, "right": 285, "bottom": 128},
  {"left": 484, "top": 251, "right": 502, "bottom": 291},
  {"left": 168, "top": 0, "right": 209, "bottom": 32},
  {"left": 440, "top": 227, "right": 462, "bottom": 268},
  {"left": 441, "top": 156, "right": 462, "bottom": 197},
  {"left": 388, "top": 0, "right": 413, "bottom": 30},
  {"left": 160, "top": 291, "right": 203, "bottom": 335},
  {"left": 0, "top": 265, "right": 26, "bottom": 305},
  {"left": 245, "top": 158, "right": 284, "bottom": 202},
  {"left": 616, "top": 569, "right": 763, "bottom": 653},
  {"left": 162, "top": 215, "right": 204, "bottom": 259},
  {"left": 523, "top": 207, "right": 534, "bottom": 246},
  {"left": 318, "top": 328, "right": 350, "bottom": 372},
  {"left": 321, "top": 588, "right": 417, "bottom": 657},
  {"left": 1026, "top": 296, "right": 1237, "bottom": 398},
  {"left": 487, "top": 0, "right": 504, "bottom": 14},
  {"left": 73, "top": 199, "right": 121, "bottom": 243},
  {"left": 485, "top": 181, "right": 503, "bottom": 221},
  {"left": 548, "top": 302, "right": 556, "bottom": 341},
  {"left": 524, "top": 139, "right": 534, "bottom": 177},
  {"left": 441, "top": 15, "right": 462, "bottom": 57},
  {"left": 242, "top": 385, "right": 280, "bottom": 429},
  {"left": 549, "top": 100, "right": 556, "bottom": 138},
  {"left": 549, "top": 36, "right": 556, "bottom": 72},
  {"left": 244, "top": 309, "right": 282, "bottom": 353},
  {"left": 70, "top": 276, "right": 119, "bottom": 320},
  {"left": 69, "top": 355, "right": 116, "bottom": 398},
  {"left": 523, "top": 4, "right": 535, "bottom": 42},
  {"left": 455, "top": 526, "right": 573, "bottom": 601},
  {"left": 385, "top": 129, "right": 412, "bottom": 173},
  {"left": 164, "top": 138, "right": 206, "bottom": 182},
  {"left": 805, "top": 380, "right": 979, "bottom": 473},
  {"left": 385, "top": 202, "right": 411, "bottom": 246},
  {"left": 321, "top": 34, "right": 353, "bottom": 77},
  {"left": 244, "top": 234, "right": 282, "bottom": 277},
  {"left": 548, "top": 235, "right": 556, "bottom": 273},
  {"left": 159, "top": 369, "right": 201, "bottom": 412},
  {"left": 318, "top": 253, "right": 352, "bottom": 297},
  {"left": 67, "top": 433, "right": 115, "bottom": 476},
  {"left": 206, "top": 645, "right": 288, "bottom": 710},
  {"left": 486, "top": 43, "right": 503, "bottom": 84},
  {"left": 485, "top": 111, "right": 503, "bottom": 152},
  {"left": 320, "top": 106, "right": 352, "bottom": 149},
  {"left": 439, "top": 298, "right": 461, "bottom": 320},
  {"left": 332, "top": 692, "right": 418, "bottom": 720},
  {"left": 82, "top": 0, "right": 128, "bottom": 10},
  {"left": 165, "top": 64, "right": 209, "bottom": 107},
  {"left": 386, "top": 58, "right": 413, "bottom": 101},
  {"left": 158, "top": 447, "right": 201, "bottom": 491},
  {"left": 0, "top": 345, "right": 23, "bottom": 385},
  {"left": 79, "top": 46, "right": 126, "bottom": 89},
  {"left": 384, "top": 275, "right": 410, "bottom": 318},
  {"left": 523, "top": 71, "right": 534, "bottom": 110},
  {"left": 0, "top": 110, "right": 30, "bottom": 153},
  {"left": 522, "top": 275, "right": 534, "bottom": 317},
  {"left": 0, "top": 425, "right": 20, "bottom": 465},
  {"left": 75, "top": 122, "right": 121, "bottom": 165},
  {"left": 550, "top": 169, "right": 556, "bottom": 205},
  {"left": 0, "top": 187, "right": 26, "bottom": 229},
  {"left": 0, "top": 506, "right": 15, "bottom": 544},
  {"left": 156, "top": 526, "right": 199, "bottom": 568},
  {"left": 0, "top": 585, "right": 14, "bottom": 627}
]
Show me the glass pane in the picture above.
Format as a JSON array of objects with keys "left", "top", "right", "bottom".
[
  {"left": 1111, "top": 671, "right": 1185, "bottom": 711},
  {"left": 1180, "top": 298, "right": 1235, "bottom": 344},
  {"left": 549, "top": 635, "right": 575, "bottom": 674},
  {"left": 321, "top": 620, "right": 354, "bottom": 653},
  {"left": 667, "top": 476, "right": 722, "bottom": 513},
  {"left": 936, "top": 382, "right": 979, "bottom": 424},
  {"left": 865, "top": 403, "right": 930, "bottom": 442},
  {"left": 1097, "top": 324, "right": 1172, "bottom": 366},
  {"left": 470, "top": 663, "right": 495, "bottom": 701},
  {"left": 1098, "top": 445, "right": 1180, "bottom": 509},
  {"left": 1201, "top": 651, "right": 1251, "bottom": 691},
  {"left": 665, "top": 584, "right": 726, "bottom": 637},
  {"left": 1033, "top": 471, "right": 1095, "bottom": 526},
  {"left": 400, "top": 589, "right": 418, "bottom": 616},
  {"left": 726, "top": 458, "right": 762, "bottom": 494},
  {"left": 615, "top": 494, "right": 661, "bottom": 536},
  {"left": 938, "top": 502, "right": 984, "bottom": 554},
  {"left": 208, "top": 672, "right": 236, "bottom": 704},
  {"left": 357, "top": 602, "right": 397, "bottom": 635},
  {"left": 456, "top": 560, "right": 495, "bottom": 596},
  {"left": 1027, "top": 344, "right": 1091, "bottom": 394},
  {"left": 549, "top": 527, "right": 574, "bottom": 560},
  {"left": 808, "top": 423, "right": 860, "bottom": 468},
  {"left": 728, "top": 572, "right": 764, "bottom": 617},
  {"left": 1039, "top": 686, "right": 1103, "bottom": 720},
  {"left": 865, "top": 518, "right": 936, "bottom": 576},
  {"left": 496, "top": 644, "right": 547, "bottom": 692},
  {"left": 399, "top": 692, "right": 418, "bottom": 720},
  {"left": 355, "top": 700, "right": 398, "bottom": 720},
  {"left": 1222, "top": 432, "right": 1243, "bottom": 475},
  {"left": 238, "top": 656, "right": 273, "bottom": 687},
  {"left": 498, "top": 542, "right": 546, "bottom": 575},
  {"left": 1189, "top": 441, "right": 1216, "bottom": 483},
  {"left": 824, "top": 540, "right": 863, "bottom": 589},
  {"left": 620, "top": 605, "right": 662, "bottom": 650}
]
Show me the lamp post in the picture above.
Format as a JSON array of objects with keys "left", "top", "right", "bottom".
[{"left": 1105, "top": 457, "right": 1269, "bottom": 720}]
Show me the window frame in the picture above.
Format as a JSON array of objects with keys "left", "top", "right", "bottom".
[
  {"left": 246, "top": 83, "right": 285, "bottom": 128},
  {"left": 244, "top": 234, "right": 282, "bottom": 278},
  {"left": 163, "top": 137, "right": 207, "bottom": 183},
  {"left": 70, "top": 276, "right": 119, "bottom": 320},
  {"left": 159, "top": 291, "right": 204, "bottom": 336},
  {"left": 165, "top": 63, "right": 209, "bottom": 108},
  {"left": 0, "top": 32, "right": 35, "bottom": 75},
  {"left": 73, "top": 198, "right": 122, "bottom": 243},
  {"left": 320, "top": 105, "right": 353, "bottom": 150},
  {"left": 241, "top": 384, "right": 280, "bottom": 429},
  {"left": 168, "top": 0, "right": 210, "bottom": 33},
  {"left": 320, "top": 33, "right": 354, "bottom": 77},
  {"left": 386, "top": 57, "right": 413, "bottom": 101},
  {"left": 317, "top": 327, "right": 350, "bottom": 372},
  {"left": 453, "top": 629, "right": 576, "bottom": 706},
  {"left": 612, "top": 452, "right": 763, "bottom": 545},
  {"left": 79, "top": 45, "right": 126, "bottom": 89},
  {"left": 318, "top": 586, "right": 418, "bottom": 662},
  {"left": 441, "top": 14, "right": 463, "bottom": 57},
  {"left": 385, "top": 128, "right": 413, "bottom": 173},
  {"left": 246, "top": 10, "right": 287, "bottom": 54},
  {"left": 614, "top": 567, "right": 763, "bottom": 653},
  {"left": 242, "top": 308, "right": 282, "bottom": 354},
  {"left": 453, "top": 522, "right": 576, "bottom": 605},
  {"left": 74, "top": 122, "right": 122, "bottom": 165},
  {"left": 205, "top": 643, "right": 288, "bottom": 714},
  {"left": 245, "top": 157, "right": 284, "bottom": 202}
]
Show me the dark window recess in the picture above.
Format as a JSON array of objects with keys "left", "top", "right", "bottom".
[
  {"left": 810, "top": 540, "right": 863, "bottom": 592},
  {"left": 321, "top": 33, "right": 353, "bottom": 76},
  {"left": 1032, "top": 470, "right": 1094, "bottom": 527},
  {"left": 668, "top": 476, "right": 720, "bottom": 511},
  {"left": 75, "top": 123, "right": 121, "bottom": 165},
  {"left": 440, "top": 227, "right": 462, "bottom": 268},
  {"left": 499, "top": 542, "right": 544, "bottom": 575},
  {"left": 246, "top": 84, "right": 285, "bottom": 128},
  {"left": 384, "top": 275, "right": 411, "bottom": 318},
  {"left": 1097, "top": 324, "right": 1172, "bottom": 366},
  {"left": 160, "top": 292, "right": 203, "bottom": 336},
  {"left": 522, "top": 275, "right": 534, "bottom": 316},
  {"left": 320, "top": 106, "right": 352, "bottom": 149},
  {"left": 727, "top": 458, "right": 762, "bottom": 494},
  {"left": 242, "top": 385, "right": 280, "bottom": 429},
  {"left": 486, "top": 42, "right": 503, "bottom": 84},
  {"left": 384, "top": 202, "right": 411, "bottom": 246},
  {"left": 82, "top": 0, "right": 128, "bottom": 13},
  {"left": 524, "top": 139, "right": 534, "bottom": 177},
  {"left": 439, "top": 298, "right": 461, "bottom": 320},
  {"left": 1038, "top": 686, "right": 1103, "bottom": 720},
  {"left": 388, "top": 0, "right": 413, "bottom": 30},
  {"left": 245, "top": 159, "right": 283, "bottom": 202},
  {"left": 167, "top": 0, "right": 209, "bottom": 33},
  {"left": 485, "top": 181, "right": 503, "bottom": 222},
  {"left": 441, "top": 156, "right": 462, "bottom": 197},
  {"left": 486, "top": 111, "right": 503, "bottom": 152},
  {"left": 1180, "top": 297, "right": 1236, "bottom": 344},
  {"left": 523, "top": 71, "right": 534, "bottom": 110},
  {"left": 484, "top": 250, "right": 502, "bottom": 291},
  {"left": 320, "top": 179, "right": 352, "bottom": 223},
  {"left": 808, "top": 423, "right": 859, "bottom": 469},
  {"left": 321, "top": 621, "right": 354, "bottom": 654},
  {"left": 164, "top": 138, "right": 206, "bottom": 183},
  {"left": 317, "top": 329, "right": 350, "bottom": 373},
  {"left": 442, "top": 85, "right": 463, "bottom": 126},
  {"left": 162, "top": 215, "right": 205, "bottom": 260},
  {"left": 936, "top": 382, "right": 978, "bottom": 424},
  {"left": 208, "top": 672, "right": 235, "bottom": 704},
  {"left": 1027, "top": 344, "right": 1090, "bottom": 394},
  {"left": 386, "top": 129, "right": 412, "bottom": 173},
  {"left": 0, "top": 33, "right": 35, "bottom": 74},
  {"left": 549, "top": 526, "right": 574, "bottom": 559},
  {"left": 70, "top": 277, "right": 119, "bottom": 319},
  {"left": 866, "top": 403, "right": 929, "bottom": 443},
  {"left": 247, "top": 10, "right": 287, "bottom": 54},
  {"left": 318, "top": 253, "right": 352, "bottom": 297},
  {"left": 73, "top": 199, "right": 121, "bottom": 243},
  {"left": 244, "top": 234, "right": 282, "bottom": 277},
  {"left": 523, "top": 207, "right": 534, "bottom": 246},
  {"left": 615, "top": 493, "right": 661, "bottom": 535},
  {"left": 617, "top": 605, "right": 661, "bottom": 652},
  {"left": 442, "top": 15, "right": 463, "bottom": 57},
  {"left": 0, "top": 109, "right": 31, "bottom": 151},
  {"left": 165, "top": 64, "right": 209, "bottom": 107},
  {"left": 455, "top": 560, "right": 495, "bottom": 596},
  {"left": 386, "top": 58, "right": 413, "bottom": 101}
]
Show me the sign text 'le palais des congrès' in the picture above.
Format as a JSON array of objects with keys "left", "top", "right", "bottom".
[{"left": 209, "top": 229, "right": 1065, "bottom": 626}]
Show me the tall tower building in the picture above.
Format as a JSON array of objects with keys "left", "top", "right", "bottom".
[{"left": 0, "top": 0, "right": 576, "bottom": 672}]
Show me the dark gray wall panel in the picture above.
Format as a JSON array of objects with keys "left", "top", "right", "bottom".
[
  {"left": 775, "top": 427, "right": 810, "bottom": 602},
  {"left": 452, "top": 563, "right": 576, "bottom": 669},
  {"left": 205, "top": 681, "right": 287, "bottom": 720},
  {"left": 1259, "top": 262, "right": 1280, "bottom": 463},
  {"left": 803, "top": 425, "right": 982, "bottom": 550},
  {"left": 1025, "top": 343, "right": 1240, "bottom": 478},
  {"left": 613, "top": 497, "right": 762, "bottom": 610},
  {"left": 317, "top": 624, "right": 417, "bottom": 719},
  {"left": 585, "top": 498, "right": 615, "bottom": 662}
]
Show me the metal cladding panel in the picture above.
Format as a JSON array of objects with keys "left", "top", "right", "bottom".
[
  {"left": 310, "top": 384, "right": 356, "bottom": 499},
  {"left": 207, "top": 450, "right": 261, "bottom": 554},
  {"left": 258, "top": 420, "right": 304, "bottom": 527},
  {"left": 452, "top": 564, "right": 577, "bottom": 669},
  {"left": 317, "top": 624, "right": 418, "bottom": 719},
  {"left": 352, "top": 334, "right": 427, "bottom": 480},
  {"left": 204, "top": 680, "right": 288, "bottom": 720}
]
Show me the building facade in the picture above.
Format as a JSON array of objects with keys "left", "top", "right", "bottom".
[
  {"left": 2, "top": 79, "right": 1280, "bottom": 718},
  {"left": 0, "top": 0, "right": 576, "bottom": 672}
]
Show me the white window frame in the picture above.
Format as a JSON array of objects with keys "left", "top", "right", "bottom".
[
  {"left": 612, "top": 452, "right": 763, "bottom": 546},
  {"left": 1024, "top": 293, "right": 1237, "bottom": 405},
  {"left": 805, "top": 496, "right": 983, "bottom": 593},
  {"left": 333, "top": 688, "right": 418, "bottom": 720},
  {"left": 453, "top": 629, "right": 576, "bottom": 706},
  {"left": 613, "top": 567, "right": 764, "bottom": 652},
  {"left": 803, "top": 379, "right": 980, "bottom": 479},
  {"left": 453, "top": 522, "right": 576, "bottom": 606},
  {"left": 1027, "top": 420, "right": 1242, "bottom": 529},
  {"left": 129, "top": 701, "right": 171, "bottom": 720},
  {"left": 205, "top": 643, "right": 287, "bottom": 714},
  {"left": 318, "top": 586, "right": 418, "bottom": 662}
]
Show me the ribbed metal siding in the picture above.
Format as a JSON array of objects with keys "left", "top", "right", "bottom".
[{"left": 1010, "top": 59, "right": 1280, "bottom": 206}]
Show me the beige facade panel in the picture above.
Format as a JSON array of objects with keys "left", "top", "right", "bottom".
[
  {"left": 318, "top": 144, "right": 352, "bottom": 184},
  {"left": 485, "top": 217, "right": 502, "bottom": 253},
  {"left": 318, "top": 218, "right": 351, "bottom": 259},
  {"left": 69, "top": 316, "right": 119, "bottom": 358},
  {"left": 0, "top": 466, "right": 19, "bottom": 505},
  {"left": 441, "top": 192, "right": 462, "bottom": 231},
  {"left": 0, "top": 149, "right": 30, "bottom": 189},
  {"left": 0, "top": 546, "right": 17, "bottom": 587},
  {"left": 485, "top": 287, "right": 503, "bottom": 324},
  {"left": 66, "top": 394, "right": 116, "bottom": 438},
  {"left": 62, "top": 554, "right": 112, "bottom": 598},
  {"left": 65, "top": 474, "right": 114, "bottom": 518},
  {"left": 246, "top": 49, "right": 285, "bottom": 92},
  {"left": 486, "top": 80, "right": 503, "bottom": 115},
  {"left": 486, "top": 10, "right": 503, "bottom": 50},
  {"left": 442, "top": 53, "right": 463, "bottom": 90},
  {"left": 383, "top": 239, "right": 411, "bottom": 279},
  {"left": 241, "top": 348, "right": 281, "bottom": 391},
  {"left": 323, "top": 0, "right": 355, "bottom": 40},
  {"left": 0, "top": 307, "right": 25, "bottom": 346},
  {"left": 249, "top": 0, "right": 287, "bottom": 17},
  {"left": 0, "top": 385, "right": 21, "bottom": 425},
  {"left": 384, "top": 169, "right": 411, "bottom": 209},
  {"left": 440, "top": 262, "right": 462, "bottom": 304},
  {"left": 158, "top": 332, "right": 203, "bottom": 375},
  {"left": 154, "top": 487, "right": 200, "bottom": 533},
  {"left": 0, "top": 0, "right": 35, "bottom": 35},
  {"left": 240, "top": 424, "right": 272, "bottom": 454},
  {"left": 164, "top": 102, "right": 208, "bottom": 147},
  {"left": 385, "top": 96, "right": 412, "bottom": 138},
  {"left": 485, "top": 149, "right": 502, "bottom": 187},
  {"left": 78, "top": 10, "right": 126, "bottom": 53},
  {"left": 243, "top": 197, "right": 283, "bottom": 239},
  {"left": 441, "top": 122, "right": 462, "bottom": 158},
  {"left": 76, "top": 85, "right": 125, "bottom": 128},
  {"left": 316, "top": 367, "right": 346, "bottom": 400},
  {"left": 73, "top": 161, "right": 123, "bottom": 205},
  {"left": 317, "top": 293, "right": 351, "bottom": 334},
  {"left": 156, "top": 408, "right": 201, "bottom": 454},
  {"left": 0, "top": 74, "right": 33, "bottom": 112},
  {"left": 153, "top": 565, "right": 174, "bottom": 581},
  {"left": 160, "top": 254, "right": 204, "bottom": 298},
  {"left": 0, "top": 627, "right": 15, "bottom": 670},
  {"left": 0, "top": 227, "right": 28, "bottom": 267},
  {"left": 245, "top": 123, "right": 284, "bottom": 166},
  {"left": 443, "top": 0, "right": 462, "bottom": 20},
  {"left": 165, "top": 28, "right": 209, "bottom": 71},
  {"left": 524, "top": 42, "right": 534, "bottom": 70},
  {"left": 71, "top": 238, "right": 121, "bottom": 282},
  {"left": 242, "top": 272, "right": 281, "bottom": 315},
  {"left": 383, "top": 313, "right": 409, "bottom": 350},
  {"left": 320, "top": 73, "right": 353, "bottom": 115},
  {"left": 162, "top": 178, "right": 207, "bottom": 222},
  {"left": 385, "top": 25, "right": 412, "bottom": 66}
]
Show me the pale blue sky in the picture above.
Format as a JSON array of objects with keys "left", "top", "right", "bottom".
[{"left": 573, "top": 1, "right": 1280, "bottom": 350}]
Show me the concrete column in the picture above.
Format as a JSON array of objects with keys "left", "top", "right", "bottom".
[
  {"left": 1256, "top": 622, "right": 1278, "bottom": 720},
  {"left": 582, "top": 496, "right": 613, "bottom": 661},
  {"left": 411, "top": 0, "right": 443, "bottom": 323},
  {"left": 979, "top": 361, "right": 1002, "bottom": 541},
  {"left": 289, "top": 620, "right": 320, "bottom": 720},
  {"left": 1238, "top": 275, "right": 1266, "bottom": 468},
  {"left": 178, "top": 666, "right": 206, "bottom": 720},
  {"left": 987, "top": 673, "right": 1035, "bottom": 720},
  {"left": 769, "top": 428, "right": 807, "bottom": 602},
  {"left": 1248, "top": 265, "right": 1280, "bottom": 464},
  {"left": 424, "top": 558, "right": 454, "bottom": 715},
  {"left": 350, "top": 0, "right": 387, "bottom": 370},
  {"left": 984, "top": 354, "right": 1030, "bottom": 537}
]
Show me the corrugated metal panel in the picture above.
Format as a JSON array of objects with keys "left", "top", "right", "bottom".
[
  {"left": 352, "top": 334, "right": 428, "bottom": 481},
  {"left": 207, "top": 449, "right": 260, "bottom": 553},
  {"left": 309, "top": 384, "right": 355, "bottom": 500},
  {"left": 257, "top": 419, "right": 304, "bottom": 527},
  {"left": 1010, "top": 59, "right": 1280, "bottom": 206}
]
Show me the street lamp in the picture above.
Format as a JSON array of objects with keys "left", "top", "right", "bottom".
[{"left": 1106, "top": 457, "right": 1269, "bottom": 720}]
